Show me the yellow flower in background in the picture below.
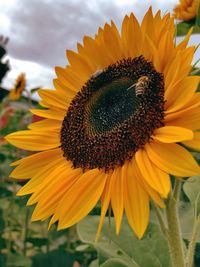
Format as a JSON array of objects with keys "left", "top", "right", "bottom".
[
  {"left": 173, "top": 0, "right": 199, "bottom": 21},
  {"left": 9, "top": 73, "right": 26, "bottom": 100},
  {"left": 5, "top": 8, "right": 200, "bottom": 239}
]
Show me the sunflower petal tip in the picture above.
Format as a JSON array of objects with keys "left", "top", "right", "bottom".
[
  {"left": 47, "top": 223, "right": 51, "bottom": 231},
  {"left": 95, "top": 233, "right": 100, "bottom": 243},
  {"left": 9, "top": 161, "right": 17, "bottom": 167},
  {"left": 31, "top": 214, "right": 39, "bottom": 222},
  {"left": 136, "top": 232, "right": 144, "bottom": 240},
  {"left": 55, "top": 66, "right": 63, "bottom": 75},
  {"left": 115, "top": 226, "right": 121, "bottom": 236},
  {"left": 4, "top": 134, "right": 10, "bottom": 141},
  {"left": 57, "top": 222, "right": 65, "bottom": 231},
  {"left": 66, "top": 49, "right": 74, "bottom": 59}
]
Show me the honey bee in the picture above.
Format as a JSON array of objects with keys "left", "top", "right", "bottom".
[{"left": 127, "top": 76, "right": 150, "bottom": 96}]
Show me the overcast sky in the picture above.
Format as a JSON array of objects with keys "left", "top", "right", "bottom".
[{"left": 0, "top": 0, "right": 198, "bottom": 94}]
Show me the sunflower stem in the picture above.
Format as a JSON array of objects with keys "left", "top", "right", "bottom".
[
  {"left": 173, "top": 178, "right": 181, "bottom": 201},
  {"left": 192, "top": 57, "right": 200, "bottom": 68},
  {"left": 166, "top": 180, "right": 185, "bottom": 267},
  {"left": 23, "top": 208, "right": 29, "bottom": 256},
  {"left": 185, "top": 216, "right": 200, "bottom": 267},
  {"left": 154, "top": 205, "right": 168, "bottom": 238},
  {"left": 190, "top": 68, "right": 200, "bottom": 76},
  {"left": 24, "top": 88, "right": 33, "bottom": 109}
]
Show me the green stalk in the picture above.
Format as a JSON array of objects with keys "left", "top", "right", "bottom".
[
  {"left": 154, "top": 205, "right": 168, "bottom": 238},
  {"left": 165, "top": 180, "right": 185, "bottom": 267},
  {"left": 23, "top": 208, "right": 29, "bottom": 256},
  {"left": 185, "top": 216, "right": 200, "bottom": 267}
]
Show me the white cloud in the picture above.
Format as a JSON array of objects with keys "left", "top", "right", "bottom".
[
  {"left": 2, "top": 56, "right": 54, "bottom": 91},
  {"left": 0, "top": 0, "right": 198, "bottom": 92}
]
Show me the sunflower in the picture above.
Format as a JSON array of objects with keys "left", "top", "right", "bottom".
[
  {"left": 9, "top": 73, "right": 26, "bottom": 100},
  {"left": 5, "top": 8, "right": 200, "bottom": 239},
  {"left": 173, "top": 0, "right": 199, "bottom": 21}
]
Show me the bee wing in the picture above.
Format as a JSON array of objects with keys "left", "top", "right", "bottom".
[{"left": 127, "top": 83, "right": 136, "bottom": 91}]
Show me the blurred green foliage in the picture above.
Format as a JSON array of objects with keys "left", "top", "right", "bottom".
[{"left": 0, "top": 98, "right": 97, "bottom": 267}]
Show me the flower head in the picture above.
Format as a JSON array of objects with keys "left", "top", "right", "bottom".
[
  {"left": 5, "top": 8, "right": 200, "bottom": 239},
  {"left": 173, "top": 0, "right": 199, "bottom": 21},
  {"left": 9, "top": 73, "right": 26, "bottom": 100}
]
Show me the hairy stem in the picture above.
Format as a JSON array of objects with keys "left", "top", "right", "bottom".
[
  {"left": 154, "top": 205, "right": 168, "bottom": 238},
  {"left": 185, "top": 216, "right": 200, "bottom": 267},
  {"left": 23, "top": 208, "right": 29, "bottom": 256},
  {"left": 166, "top": 180, "right": 185, "bottom": 267}
]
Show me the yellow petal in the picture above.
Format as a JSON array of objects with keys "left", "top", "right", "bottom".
[
  {"left": 76, "top": 42, "right": 98, "bottom": 70},
  {"left": 141, "top": 7, "right": 154, "bottom": 40},
  {"left": 94, "top": 27, "right": 113, "bottom": 63},
  {"left": 55, "top": 66, "right": 84, "bottom": 92},
  {"left": 131, "top": 158, "right": 165, "bottom": 208},
  {"left": 66, "top": 50, "right": 94, "bottom": 81},
  {"left": 127, "top": 13, "right": 143, "bottom": 58},
  {"left": 179, "top": 46, "right": 195, "bottom": 75},
  {"left": 135, "top": 149, "right": 170, "bottom": 197},
  {"left": 157, "top": 31, "right": 175, "bottom": 72},
  {"left": 17, "top": 159, "right": 66, "bottom": 196},
  {"left": 145, "top": 141, "right": 200, "bottom": 177},
  {"left": 183, "top": 132, "right": 200, "bottom": 151},
  {"left": 165, "top": 76, "right": 200, "bottom": 112},
  {"left": 121, "top": 15, "right": 129, "bottom": 57},
  {"left": 83, "top": 36, "right": 109, "bottom": 68},
  {"left": 154, "top": 13, "right": 174, "bottom": 47},
  {"left": 30, "top": 108, "right": 66, "bottom": 121},
  {"left": 96, "top": 173, "right": 113, "bottom": 241},
  {"left": 103, "top": 23, "right": 123, "bottom": 62},
  {"left": 153, "top": 126, "right": 193, "bottom": 143},
  {"left": 53, "top": 78, "right": 77, "bottom": 95},
  {"left": 141, "top": 34, "right": 158, "bottom": 62},
  {"left": 28, "top": 119, "right": 61, "bottom": 130},
  {"left": 176, "top": 27, "right": 193, "bottom": 50},
  {"left": 165, "top": 107, "right": 200, "bottom": 131},
  {"left": 31, "top": 167, "right": 82, "bottom": 221},
  {"left": 111, "top": 167, "right": 124, "bottom": 234},
  {"left": 10, "top": 148, "right": 63, "bottom": 179},
  {"left": 124, "top": 161, "right": 149, "bottom": 239},
  {"left": 164, "top": 53, "right": 182, "bottom": 97},
  {"left": 5, "top": 129, "right": 60, "bottom": 151},
  {"left": 38, "top": 89, "right": 70, "bottom": 110},
  {"left": 50, "top": 169, "right": 107, "bottom": 229}
]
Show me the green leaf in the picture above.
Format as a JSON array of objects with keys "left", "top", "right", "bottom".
[
  {"left": 76, "top": 244, "right": 90, "bottom": 251},
  {"left": 31, "top": 249, "right": 75, "bottom": 267},
  {"left": 190, "top": 68, "right": 200, "bottom": 77},
  {"left": 26, "top": 237, "right": 48, "bottom": 247},
  {"left": 176, "top": 21, "right": 200, "bottom": 36},
  {"left": 183, "top": 176, "right": 200, "bottom": 216},
  {"left": 6, "top": 254, "right": 32, "bottom": 267},
  {"left": 30, "top": 87, "right": 40, "bottom": 94},
  {"left": 179, "top": 202, "right": 196, "bottom": 241},
  {"left": 0, "top": 152, "right": 6, "bottom": 162},
  {"left": 196, "top": 4, "right": 200, "bottom": 27},
  {"left": 101, "top": 258, "right": 131, "bottom": 267},
  {"left": 77, "top": 216, "right": 170, "bottom": 267},
  {"left": 89, "top": 259, "right": 99, "bottom": 267}
]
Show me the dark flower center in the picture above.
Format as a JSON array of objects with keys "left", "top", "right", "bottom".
[
  {"left": 86, "top": 77, "right": 139, "bottom": 135},
  {"left": 61, "top": 56, "right": 165, "bottom": 171}
]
